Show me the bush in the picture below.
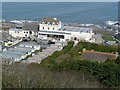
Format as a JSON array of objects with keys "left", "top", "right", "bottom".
[
  {"left": 62, "top": 41, "right": 74, "bottom": 54},
  {"left": 41, "top": 41, "right": 119, "bottom": 87},
  {"left": 41, "top": 41, "right": 74, "bottom": 66},
  {"left": 115, "top": 56, "right": 120, "bottom": 64},
  {"left": 49, "top": 60, "right": 120, "bottom": 88}
]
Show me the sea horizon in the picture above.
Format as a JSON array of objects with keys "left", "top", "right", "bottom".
[{"left": 2, "top": 2, "right": 118, "bottom": 25}]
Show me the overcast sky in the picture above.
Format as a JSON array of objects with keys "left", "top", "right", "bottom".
[{"left": 1, "top": 0, "right": 119, "bottom": 2}]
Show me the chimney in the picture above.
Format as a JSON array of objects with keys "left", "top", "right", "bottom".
[{"left": 54, "top": 18, "right": 57, "bottom": 21}]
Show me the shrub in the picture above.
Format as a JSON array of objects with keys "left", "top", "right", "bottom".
[{"left": 115, "top": 56, "right": 120, "bottom": 64}]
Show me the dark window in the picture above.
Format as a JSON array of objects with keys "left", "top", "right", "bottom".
[
  {"left": 16, "top": 27, "right": 22, "bottom": 29},
  {"left": 74, "top": 37, "right": 77, "bottom": 40},
  {"left": 43, "top": 27, "right": 44, "bottom": 30},
  {"left": 48, "top": 27, "right": 49, "bottom": 30},
  {"left": 30, "top": 31, "right": 32, "bottom": 34},
  {"left": 53, "top": 28, "right": 54, "bottom": 30},
  {"left": 47, "top": 34, "right": 50, "bottom": 37}
]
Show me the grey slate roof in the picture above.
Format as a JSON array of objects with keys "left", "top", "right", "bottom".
[{"left": 22, "top": 23, "right": 39, "bottom": 32}]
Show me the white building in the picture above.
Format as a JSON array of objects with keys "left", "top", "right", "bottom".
[
  {"left": 9, "top": 23, "right": 38, "bottom": 38},
  {"left": 39, "top": 17, "right": 62, "bottom": 31},
  {"left": 38, "top": 18, "right": 95, "bottom": 42},
  {"left": 9, "top": 17, "right": 95, "bottom": 42}
]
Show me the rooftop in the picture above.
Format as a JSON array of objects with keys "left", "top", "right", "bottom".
[
  {"left": 13, "top": 23, "right": 39, "bottom": 31},
  {"left": 41, "top": 17, "right": 60, "bottom": 25},
  {"left": 22, "top": 23, "right": 39, "bottom": 31},
  {"left": 64, "top": 26, "right": 92, "bottom": 33},
  {"left": 81, "top": 50, "right": 116, "bottom": 62}
]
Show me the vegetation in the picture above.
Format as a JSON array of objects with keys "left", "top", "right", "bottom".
[
  {"left": 115, "top": 56, "right": 120, "bottom": 65},
  {"left": 41, "top": 41, "right": 74, "bottom": 66},
  {"left": 22, "top": 54, "right": 32, "bottom": 60},
  {"left": 21, "top": 49, "right": 42, "bottom": 61},
  {"left": 47, "top": 60, "right": 120, "bottom": 88},
  {"left": 7, "top": 43, "right": 12, "bottom": 46},
  {"left": 2, "top": 63, "right": 104, "bottom": 88},
  {"left": 2, "top": 41, "right": 120, "bottom": 88},
  {"left": 33, "top": 48, "right": 42, "bottom": 54},
  {"left": 103, "top": 35, "right": 114, "bottom": 41},
  {"left": 41, "top": 41, "right": 119, "bottom": 88}
]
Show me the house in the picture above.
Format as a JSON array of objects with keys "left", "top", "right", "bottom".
[
  {"left": 9, "top": 23, "right": 39, "bottom": 38},
  {"left": 39, "top": 17, "right": 62, "bottom": 31},
  {"left": 9, "top": 17, "right": 95, "bottom": 42},
  {"left": 38, "top": 17, "right": 95, "bottom": 42}
]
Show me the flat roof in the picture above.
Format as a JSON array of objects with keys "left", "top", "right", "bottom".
[
  {"left": 9, "top": 47, "right": 33, "bottom": 52},
  {"left": 64, "top": 26, "right": 92, "bottom": 33},
  {"left": 2, "top": 53, "right": 21, "bottom": 59},
  {"left": 2, "top": 50, "right": 26, "bottom": 55}
]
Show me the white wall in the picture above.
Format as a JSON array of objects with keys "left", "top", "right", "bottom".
[
  {"left": 64, "top": 35, "right": 72, "bottom": 40},
  {"left": 9, "top": 29, "right": 35, "bottom": 38},
  {"left": 66, "top": 31, "right": 93, "bottom": 41},
  {"left": 38, "top": 34, "right": 47, "bottom": 40},
  {"left": 39, "top": 23, "right": 61, "bottom": 31}
]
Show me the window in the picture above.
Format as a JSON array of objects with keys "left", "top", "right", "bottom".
[
  {"left": 53, "top": 28, "right": 54, "bottom": 30},
  {"left": 16, "top": 27, "right": 22, "bottom": 29},
  {"left": 48, "top": 27, "right": 49, "bottom": 30},
  {"left": 30, "top": 31, "right": 32, "bottom": 34},
  {"left": 43, "top": 27, "right": 44, "bottom": 30},
  {"left": 74, "top": 37, "right": 77, "bottom": 40}
]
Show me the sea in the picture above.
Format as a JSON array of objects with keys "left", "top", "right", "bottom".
[{"left": 2, "top": 2, "right": 118, "bottom": 25}]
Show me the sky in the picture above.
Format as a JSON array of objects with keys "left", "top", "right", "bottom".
[{"left": 1, "top": 0, "right": 120, "bottom": 2}]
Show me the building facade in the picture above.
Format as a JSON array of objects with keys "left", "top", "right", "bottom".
[
  {"left": 9, "top": 17, "right": 95, "bottom": 42},
  {"left": 39, "top": 18, "right": 62, "bottom": 31},
  {"left": 9, "top": 23, "right": 38, "bottom": 38},
  {"left": 38, "top": 18, "right": 95, "bottom": 42}
]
